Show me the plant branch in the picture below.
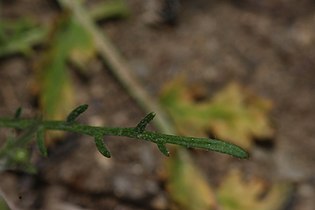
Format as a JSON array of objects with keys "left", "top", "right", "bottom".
[{"left": 0, "top": 105, "right": 248, "bottom": 159}]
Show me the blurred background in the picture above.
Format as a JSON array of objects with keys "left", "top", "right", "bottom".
[{"left": 1, "top": 0, "right": 315, "bottom": 209}]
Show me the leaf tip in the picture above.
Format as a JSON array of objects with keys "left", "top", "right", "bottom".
[
  {"left": 94, "top": 136, "right": 111, "bottom": 158},
  {"left": 14, "top": 107, "right": 22, "bottom": 119},
  {"left": 157, "top": 143, "right": 170, "bottom": 157},
  {"left": 135, "top": 112, "right": 156, "bottom": 133},
  {"left": 36, "top": 127, "right": 48, "bottom": 157},
  {"left": 66, "top": 104, "right": 89, "bottom": 123},
  {"left": 228, "top": 144, "right": 249, "bottom": 159}
]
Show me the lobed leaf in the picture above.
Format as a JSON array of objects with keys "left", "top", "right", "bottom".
[{"left": 0, "top": 106, "right": 249, "bottom": 159}]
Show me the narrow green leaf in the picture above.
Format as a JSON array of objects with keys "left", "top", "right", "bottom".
[
  {"left": 38, "top": 16, "right": 89, "bottom": 122},
  {"left": 94, "top": 136, "right": 111, "bottom": 158},
  {"left": 135, "top": 112, "right": 156, "bottom": 133},
  {"left": 157, "top": 143, "right": 169, "bottom": 156},
  {"left": 151, "top": 133, "right": 249, "bottom": 159},
  {"left": 66, "top": 104, "right": 88, "bottom": 123},
  {"left": 36, "top": 126, "right": 47, "bottom": 156},
  {"left": 14, "top": 107, "right": 22, "bottom": 119}
]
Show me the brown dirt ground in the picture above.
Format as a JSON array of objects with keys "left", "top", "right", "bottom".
[{"left": 1, "top": 0, "right": 315, "bottom": 209}]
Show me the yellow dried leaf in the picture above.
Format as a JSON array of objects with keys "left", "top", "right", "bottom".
[
  {"left": 217, "top": 170, "right": 292, "bottom": 210},
  {"left": 160, "top": 79, "right": 274, "bottom": 149},
  {"left": 166, "top": 149, "right": 216, "bottom": 210}
]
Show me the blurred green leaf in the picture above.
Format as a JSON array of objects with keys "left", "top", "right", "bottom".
[
  {"left": 217, "top": 170, "right": 293, "bottom": 210},
  {"left": 0, "top": 19, "right": 47, "bottom": 57},
  {"left": 0, "top": 195, "right": 10, "bottom": 210},
  {"left": 67, "top": 19, "right": 97, "bottom": 71},
  {"left": 70, "top": 0, "right": 129, "bottom": 70},
  {"left": 0, "top": 0, "right": 128, "bottom": 58},
  {"left": 0, "top": 124, "right": 39, "bottom": 173},
  {"left": 160, "top": 79, "right": 274, "bottom": 149},
  {"left": 35, "top": 0, "right": 129, "bottom": 124},
  {"left": 166, "top": 149, "right": 216, "bottom": 210},
  {"left": 36, "top": 15, "right": 96, "bottom": 121}
]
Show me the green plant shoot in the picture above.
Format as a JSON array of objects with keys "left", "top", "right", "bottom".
[{"left": 0, "top": 105, "right": 249, "bottom": 159}]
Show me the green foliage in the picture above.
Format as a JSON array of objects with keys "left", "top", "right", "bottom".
[
  {"left": 0, "top": 105, "right": 248, "bottom": 172},
  {"left": 36, "top": 15, "right": 87, "bottom": 122},
  {"left": 0, "top": 18, "right": 47, "bottom": 56},
  {"left": 0, "top": 1, "right": 129, "bottom": 58},
  {"left": 0, "top": 134, "right": 37, "bottom": 173}
]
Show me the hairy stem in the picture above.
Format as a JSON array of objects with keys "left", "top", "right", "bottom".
[{"left": 0, "top": 117, "right": 248, "bottom": 159}]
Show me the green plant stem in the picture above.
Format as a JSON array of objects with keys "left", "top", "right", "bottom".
[{"left": 0, "top": 117, "right": 248, "bottom": 159}]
